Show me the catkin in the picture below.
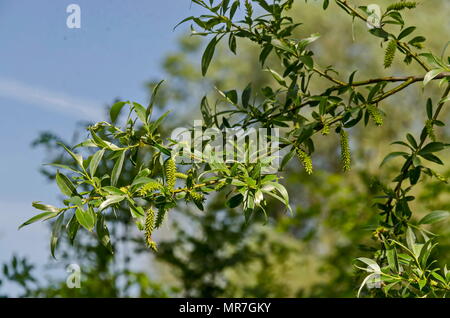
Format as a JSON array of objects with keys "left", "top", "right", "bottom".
[
  {"left": 295, "top": 148, "right": 313, "bottom": 175},
  {"left": 321, "top": 123, "right": 330, "bottom": 136},
  {"left": 154, "top": 207, "right": 167, "bottom": 229},
  {"left": 387, "top": 2, "right": 416, "bottom": 11},
  {"left": 190, "top": 191, "right": 205, "bottom": 207},
  {"left": 215, "top": 181, "right": 226, "bottom": 191},
  {"left": 144, "top": 208, "right": 157, "bottom": 251},
  {"left": 138, "top": 181, "right": 163, "bottom": 197},
  {"left": 384, "top": 40, "right": 397, "bottom": 68},
  {"left": 175, "top": 172, "right": 188, "bottom": 179},
  {"left": 426, "top": 120, "right": 436, "bottom": 141},
  {"left": 367, "top": 105, "right": 383, "bottom": 126},
  {"left": 340, "top": 129, "right": 351, "bottom": 172},
  {"left": 164, "top": 158, "right": 177, "bottom": 190}
]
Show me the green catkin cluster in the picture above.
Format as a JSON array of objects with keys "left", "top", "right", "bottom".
[
  {"left": 144, "top": 208, "right": 157, "bottom": 251},
  {"left": 154, "top": 208, "right": 167, "bottom": 229},
  {"left": 295, "top": 148, "right": 313, "bottom": 175},
  {"left": 387, "top": 1, "right": 417, "bottom": 11},
  {"left": 340, "top": 129, "right": 351, "bottom": 172},
  {"left": 138, "top": 181, "right": 163, "bottom": 197},
  {"left": 190, "top": 191, "right": 205, "bottom": 207},
  {"left": 174, "top": 172, "right": 188, "bottom": 179},
  {"left": 384, "top": 40, "right": 397, "bottom": 68},
  {"left": 367, "top": 104, "right": 383, "bottom": 126},
  {"left": 426, "top": 120, "right": 436, "bottom": 141},
  {"left": 164, "top": 158, "right": 177, "bottom": 190},
  {"left": 321, "top": 123, "right": 330, "bottom": 136},
  {"left": 215, "top": 181, "right": 226, "bottom": 191}
]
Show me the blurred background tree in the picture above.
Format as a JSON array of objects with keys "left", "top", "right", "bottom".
[{"left": 2, "top": 0, "right": 450, "bottom": 297}]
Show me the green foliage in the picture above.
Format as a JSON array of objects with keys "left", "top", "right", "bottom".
[{"left": 18, "top": 0, "right": 450, "bottom": 298}]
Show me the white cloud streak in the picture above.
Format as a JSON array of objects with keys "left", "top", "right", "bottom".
[{"left": 0, "top": 77, "right": 104, "bottom": 121}]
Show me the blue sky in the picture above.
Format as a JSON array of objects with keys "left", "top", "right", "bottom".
[{"left": 0, "top": 0, "right": 203, "bottom": 291}]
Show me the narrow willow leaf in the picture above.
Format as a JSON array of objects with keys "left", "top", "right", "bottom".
[
  {"left": 19, "top": 211, "right": 59, "bottom": 229},
  {"left": 89, "top": 149, "right": 105, "bottom": 177},
  {"left": 66, "top": 214, "right": 79, "bottom": 245},
  {"left": 146, "top": 80, "right": 164, "bottom": 120},
  {"left": 398, "top": 26, "right": 416, "bottom": 40},
  {"left": 241, "top": 83, "right": 252, "bottom": 108},
  {"left": 418, "top": 142, "right": 445, "bottom": 155},
  {"left": 380, "top": 152, "right": 409, "bottom": 167},
  {"left": 202, "top": 36, "right": 218, "bottom": 76},
  {"left": 56, "top": 171, "right": 77, "bottom": 197},
  {"left": 424, "top": 69, "right": 443, "bottom": 86},
  {"left": 50, "top": 213, "right": 65, "bottom": 259},
  {"left": 58, "top": 143, "right": 83, "bottom": 168},
  {"left": 111, "top": 150, "right": 126, "bottom": 187},
  {"left": 99, "top": 195, "right": 126, "bottom": 211},
  {"left": 32, "top": 202, "right": 60, "bottom": 213},
  {"left": 75, "top": 207, "right": 96, "bottom": 231},
  {"left": 226, "top": 194, "right": 244, "bottom": 208},
  {"left": 133, "top": 102, "right": 147, "bottom": 125},
  {"left": 97, "top": 214, "right": 113, "bottom": 253},
  {"left": 406, "top": 227, "right": 416, "bottom": 252},
  {"left": 110, "top": 101, "right": 127, "bottom": 123},
  {"left": 419, "top": 210, "right": 450, "bottom": 224}
]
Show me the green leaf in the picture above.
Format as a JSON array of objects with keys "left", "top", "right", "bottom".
[
  {"left": 406, "top": 227, "right": 416, "bottom": 251},
  {"left": 299, "top": 55, "right": 314, "bottom": 69},
  {"left": 398, "top": 26, "right": 416, "bottom": 40},
  {"left": 380, "top": 152, "right": 409, "bottom": 167},
  {"left": 419, "top": 142, "right": 445, "bottom": 155},
  {"left": 357, "top": 257, "right": 380, "bottom": 269},
  {"left": 241, "top": 83, "right": 252, "bottom": 108},
  {"left": 66, "top": 214, "right": 79, "bottom": 244},
  {"left": 44, "top": 163, "right": 81, "bottom": 175},
  {"left": 226, "top": 194, "right": 244, "bottom": 208},
  {"left": 97, "top": 214, "right": 113, "bottom": 253},
  {"left": 89, "top": 149, "right": 105, "bottom": 177},
  {"left": 133, "top": 102, "right": 147, "bottom": 125},
  {"left": 50, "top": 213, "right": 65, "bottom": 259},
  {"left": 90, "top": 131, "right": 122, "bottom": 151},
  {"left": 111, "top": 150, "right": 126, "bottom": 187},
  {"left": 202, "top": 36, "right": 218, "bottom": 76},
  {"left": 419, "top": 210, "right": 450, "bottom": 224},
  {"left": 19, "top": 211, "right": 59, "bottom": 229},
  {"left": 406, "top": 133, "right": 418, "bottom": 149},
  {"left": 110, "top": 101, "right": 127, "bottom": 123},
  {"left": 149, "top": 111, "right": 171, "bottom": 135},
  {"left": 369, "top": 28, "right": 389, "bottom": 39},
  {"left": 75, "top": 207, "right": 96, "bottom": 231},
  {"left": 31, "top": 202, "right": 60, "bottom": 213},
  {"left": 146, "top": 80, "right": 164, "bottom": 120},
  {"left": 424, "top": 69, "right": 443, "bottom": 86},
  {"left": 265, "top": 68, "right": 287, "bottom": 87},
  {"left": 419, "top": 153, "right": 443, "bottom": 165},
  {"left": 264, "top": 182, "right": 290, "bottom": 212},
  {"left": 385, "top": 245, "right": 398, "bottom": 272},
  {"left": 56, "top": 171, "right": 77, "bottom": 197},
  {"left": 99, "top": 195, "right": 126, "bottom": 211},
  {"left": 58, "top": 143, "right": 83, "bottom": 168}
]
